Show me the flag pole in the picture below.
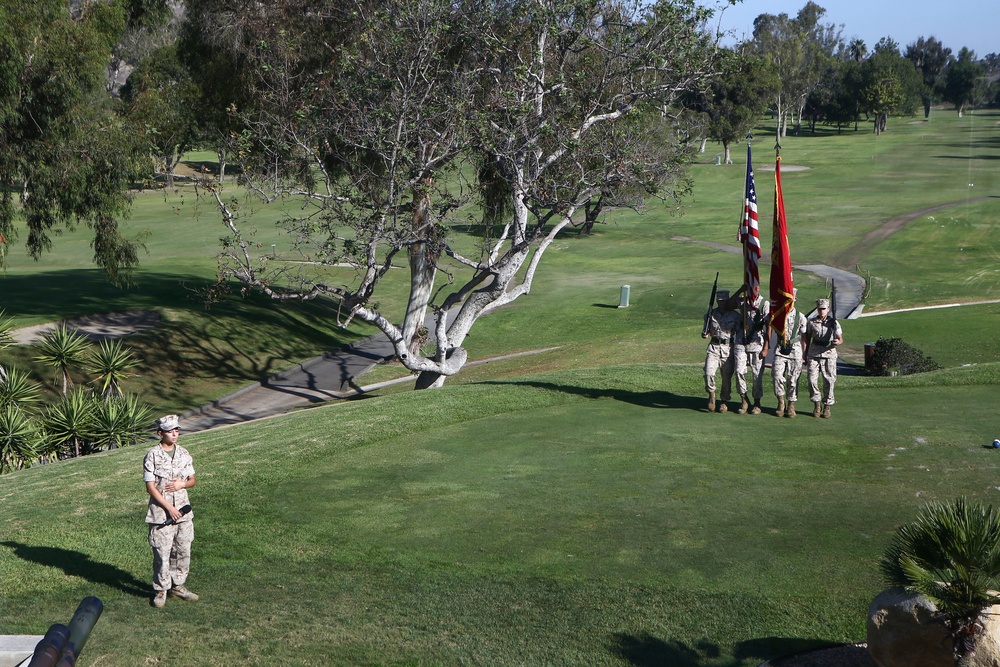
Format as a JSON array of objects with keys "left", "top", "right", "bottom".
[
  {"left": 740, "top": 132, "right": 755, "bottom": 339},
  {"left": 742, "top": 134, "right": 751, "bottom": 337}
]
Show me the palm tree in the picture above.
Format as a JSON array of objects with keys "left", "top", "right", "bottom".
[
  {"left": 849, "top": 38, "right": 868, "bottom": 63},
  {"left": 880, "top": 498, "right": 1000, "bottom": 661},
  {"left": 0, "top": 404, "right": 39, "bottom": 474},
  {"left": 91, "top": 393, "right": 154, "bottom": 451},
  {"left": 85, "top": 339, "right": 140, "bottom": 399},
  {"left": 44, "top": 388, "right": 98, "bottom": 459},
  {"left": 34, "top": 324, "right": 91, "bottom": 396}
]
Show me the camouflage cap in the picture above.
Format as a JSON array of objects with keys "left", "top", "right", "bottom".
[
  {"left": 816, "top": 298, "right": 830, "bottom": 309},
  {"left": 156, "top": 414, "right": 180, "bottom": 431}
]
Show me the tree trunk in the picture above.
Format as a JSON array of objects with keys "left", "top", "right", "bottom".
[
  {"left": 163, "top": 147, "right": 179, "bottom": 188},
  {"left": 580, "top": 193, "right": 603, "bottom": 236},
  {"left": 923, "top": 96, "right": 932, "bottom": 119},
  {"left": 217, "top": 147, "right": 227, "bottom": 183},
  {"left": 402, "top": 178, "right": 439, "bottom": 358},
  {"left": 723, "top": 142, "right": 732, "bottom": 165},
  {"left": 699, "top": 136, "right": 708, "bottom": 153}
]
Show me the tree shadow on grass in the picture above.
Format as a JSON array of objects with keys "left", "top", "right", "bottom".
[
  {"left": 610, "top": 633, "right": 722, "bottom": 667},
  {"left": 611, "top": 633, "right": 845, "bottom": 666},
  {"left": 1, "top": 541, "right": 148, "bottom": 598},
  {"left": 734, "top": 637, "right": 847, "bottom": 663},
  {"left": 4, "top": 268, "right": 361, "bottom": 406},
  {"left": 0, "top": 269, "right": 198, "bottom": 319},
  {"left": 479, "top": 380, "right": 705, "bottom": 411}
]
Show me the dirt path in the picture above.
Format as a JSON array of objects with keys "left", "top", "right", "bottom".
[
  {"left": 832, "top": 196, "right": 996, "bottom": 268},
  {"left": 10, "top": 311, "right": 161, "bottom": 345},
  {"left": 675, "top": 195, "right": 1000, "bottom": 319}
]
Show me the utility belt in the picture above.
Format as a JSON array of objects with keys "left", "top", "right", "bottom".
[
  {"left": 710, "top": 336, "right": 730, "bottom": 345},
  {"left": 778, "top": 342, "right": 796, "bottom": 355}
]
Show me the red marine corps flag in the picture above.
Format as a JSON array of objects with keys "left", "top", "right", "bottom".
[
  {"left": 738, "top": 144, "right": 762, "bottom": 302},
  {"left": 769, "top": 153, "right": 795, "bottom": 342}
]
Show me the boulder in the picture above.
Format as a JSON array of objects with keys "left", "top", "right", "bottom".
[{"left": 867, "top": 588, "right": 1000, "bottom": 667}]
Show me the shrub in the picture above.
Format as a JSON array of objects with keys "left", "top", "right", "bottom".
[
  {"left": 880, "top": 498, "right": 1000, "bottom": 660},
  {"left": 868, "top": 336, "right": 941, "bottom": 376}
]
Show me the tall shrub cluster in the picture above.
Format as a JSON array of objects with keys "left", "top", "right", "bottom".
[
  {"left": 0, "top": 312, "right": 153, "bottom": 474},
  {"left": 868, "top": 336, "right": 941, "bottom": 376}
]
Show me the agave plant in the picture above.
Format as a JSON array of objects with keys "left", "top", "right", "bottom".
[
  {"left": 85, "top": 339, "right": 140, "bottom": 399},
  {"left": 0, "top": 367, "right": 43, "bottom": 413},
  {"left": 0, "top": 309, "right": 15, "bottom": 382},
  {"left": 91, "top": 393, "right": 154, "bottom": 451},
  {"left": 34, "top": 324, "right": 91, "bottom": 396},
  {"left": 0, "top": 404, "right": 40, "bottom": 474},
  {"left": 880, "top": 498, "right": 1000, "bottom": 661},
  {"left": 44, "top": 388, "right": 98, "bottom": 459}
]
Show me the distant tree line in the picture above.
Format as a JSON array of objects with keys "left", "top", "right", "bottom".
[{"left": 691, "top": 1, "right": 999, "bottom": 153}]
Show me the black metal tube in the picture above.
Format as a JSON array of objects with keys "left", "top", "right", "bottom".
[
  {"left": 27, "top": 624, "right": 69, "bottom": 667},
  {"left": 65, "top": 596, "right": 103, "bottom": 659}
]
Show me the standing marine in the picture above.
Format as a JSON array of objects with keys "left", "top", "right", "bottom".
[
  {"left": 702, "top": 289, "right": 741, "bottom": 413},
  {"left": 803, "top": 298, "right": 843, "bottom": 418},
  {"left": 770, "top": 289, "right": 808, "bottom": 417},
  {"left": 733, "top": 289, "right": 770, "bottom": 415}
]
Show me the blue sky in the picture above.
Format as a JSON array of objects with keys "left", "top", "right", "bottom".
[{"left": 699, "top": 0, "right": 997, "bottom": 58}]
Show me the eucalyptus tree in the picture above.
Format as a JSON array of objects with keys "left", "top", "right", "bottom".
[
  {"left": 34, "top": 324, "right": 91, "bottom": 396},
  {"left": 107, "top": 0, "right": 177, "bottom": 95},
  {"left": 684, "top": 48, "right": 778, "bottom": 163},
  {"left": 943, "top": 47, "right": 987, "bottom": 117},
  {"left": 190, "top": 0, "right": 724, "bottom": 388},
  {"left": 750, "top": 2, "right": 842, "bottom": 137},
  {"left": 904, "top": 36, "right": 952, "bottom": 119},
  {"left": 121, "top": 44, "right": 202, "bottom": 187},
  {"left": 858, "top": 39, "right": 922, "bottom": 134},
  {"left": 0, "top": 0, "right": 148, "bottom": 285}
]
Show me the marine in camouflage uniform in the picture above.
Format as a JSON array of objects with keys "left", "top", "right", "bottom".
[
  {"left": 770, "top": 300, "right": 807, "bottom": 418},
  {"left": 702, "top": 290, "right": 740, "bottom": 413},
  {"left": 733, "top": 293, "right": 770, "bottom": 414},
  {"left": 803, "top": 299, "right": 843, "bottom": 418},
  {"left": 144, "top": 414, "right": 199, "bottom": 608}
]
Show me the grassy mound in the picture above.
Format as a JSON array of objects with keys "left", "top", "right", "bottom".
[{"left": 3, "top": 362, "right": 1000, "bottom": 665}]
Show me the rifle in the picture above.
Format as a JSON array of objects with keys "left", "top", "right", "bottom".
[
  {"left": 829, "top": 279, "right": 838, "bottom": 323},
  {"left": 701, "top": 272, "right": 719, "bottom": 336},
  {"left": 157, "top": 504, "right": 192, "bottom": 527}
]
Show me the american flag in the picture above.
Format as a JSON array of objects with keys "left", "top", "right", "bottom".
[{"left": 738, "top": 144, "right": 761, "bottom": 302}]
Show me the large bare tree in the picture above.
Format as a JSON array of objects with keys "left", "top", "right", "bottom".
[{"left": 193, "top": 0, "right": 723, "bottom": 388}]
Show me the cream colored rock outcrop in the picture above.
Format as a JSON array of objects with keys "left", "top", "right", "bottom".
[{"left": 867, "top": 588, "right": 1000, "bottom": 667}]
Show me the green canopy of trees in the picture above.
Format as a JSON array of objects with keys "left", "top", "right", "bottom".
[{"left": 0, "top": 0, "right": 154, "bottom": 285}]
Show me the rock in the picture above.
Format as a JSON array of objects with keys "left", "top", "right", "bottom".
[{"left": 867, "top": 588, "right": 1000, "bottom": 667}]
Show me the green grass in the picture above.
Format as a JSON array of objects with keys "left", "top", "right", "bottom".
[
  {"left": 3, "top": 110, "right": 998, "bottom": 406},
  {"left": 3, "top": 363, "right": 1000, "bottom": 665},
  {"left": 2, "top": 107, "right": 1000, "bottom": 664}
]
